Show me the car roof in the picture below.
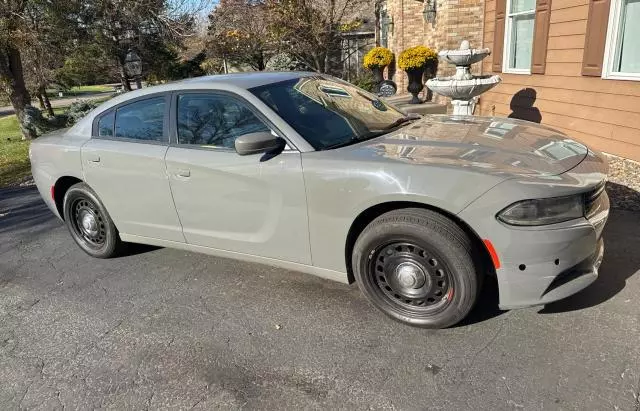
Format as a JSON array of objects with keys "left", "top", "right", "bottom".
[
  {"left": 177, "top": 71, "right": 316, "bottom": 89},
  {"left": 96, "top": 71, "right": 316, "bottom": 111},
  {"left": 68, "top": 71, "right": 318, "bottom": 137}
]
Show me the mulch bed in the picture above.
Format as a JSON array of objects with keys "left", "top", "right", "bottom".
[{"left": 606, "top": 155, "right": 640, "bottom": 212}]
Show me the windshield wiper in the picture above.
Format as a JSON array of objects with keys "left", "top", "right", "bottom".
[
  {"left": 382, "top": 114, "right": 422, "bottom": 130},
  {"left": 322, "top": 115, "right": 422, "bottom": 150}
]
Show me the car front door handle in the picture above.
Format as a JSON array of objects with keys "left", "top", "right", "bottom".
[
  {"left": 87, "top": 154, "right": 100, "bottom": 163},
  {"left": 176, "top": 169, "right": 191, "bottom": 178}
]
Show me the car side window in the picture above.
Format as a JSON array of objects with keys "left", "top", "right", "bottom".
[
  {"left": 177, "top": 94, "right": 270, "bottom": 148},
  {"left": 97, "top": 111, "right": 115, "bottom": 137},
  {"left": 114, "top": 97, "right": 166, "bottom": 142}
]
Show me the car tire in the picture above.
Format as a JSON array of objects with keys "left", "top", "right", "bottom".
[
  {"left": 352, "top": 208, "right": 481, "bottom": 328},
  {"left": 63, "top": 182, "right": 124, "bottom": 258}
]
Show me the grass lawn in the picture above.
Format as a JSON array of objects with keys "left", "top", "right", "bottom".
[
  {"left": 71, "top": 84, "right": 115, "bottom": 93},
  {"left": 47, "top": 84, "right": 115, "bottom": 99},
  {"left": 0, "top": 96, "right": 113, "bottom": 187},
  {"left": 0, "top": 115, "right": 30, "bottom": 188}
]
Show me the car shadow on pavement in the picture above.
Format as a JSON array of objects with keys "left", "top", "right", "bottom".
[
  {"left": 118, "top": 243, "right": 162, "bottom": 257},
  {"left": 453, "top": 275, "right": 505, "bottom": 327},
  {"left": 0, "top": 186, "right": 60, "bottom": 238},
  {"left": 539, "top": 205, "right": 640, "bottom": 314},
  {"left": 0, "top": 186, "right": 160, "bottom": 257}
]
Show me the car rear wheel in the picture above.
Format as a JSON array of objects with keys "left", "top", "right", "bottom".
[
  {"left": 352, "top": 208, "right": 481, "bottom": 328},
  {"left": 63, "top": 182, "right": 123, "bottom": 258}
]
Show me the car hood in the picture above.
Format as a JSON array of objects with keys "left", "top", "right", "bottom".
[{"left": 344, "top": 115, "right": 588, "bottom": 177}]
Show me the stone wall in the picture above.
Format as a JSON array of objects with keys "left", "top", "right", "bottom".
[{"left": 383, "top": 0, "right": 484, "bottom": 102}]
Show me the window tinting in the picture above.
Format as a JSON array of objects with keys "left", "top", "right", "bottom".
[
  {"left": 249, "top": 77, "right": 406, "bottom": 150},
  {"left": 97, "top": 111, "right": 114, "bottom": 137},
  {"left": 114, "top": 97, "right": 166, "bottom": 141},
  {"left": 177, "top": 94, "right": 270, "bottom": 148}
]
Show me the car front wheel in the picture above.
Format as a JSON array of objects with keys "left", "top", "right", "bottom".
[
  {"left": 63, "top": 182, "right": 123, "bottom": 258},
  {"left": 352, "top": 208, "right": 481, "bottom": 328}
]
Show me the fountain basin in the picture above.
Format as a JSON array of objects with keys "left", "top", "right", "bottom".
[
  {"left": 425, "top": 75, "right": 501, "bottom": 100},
  {"left": 437, "top": 47, "right": 491, "bottom": 67}
]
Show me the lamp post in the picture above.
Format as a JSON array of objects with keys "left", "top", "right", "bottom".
[{"left": 124, "top": 49, "right": 143, "bottom": 89}]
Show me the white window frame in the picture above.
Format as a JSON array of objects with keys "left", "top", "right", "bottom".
[
  {"left": 502, "top": 0, "right": 536, "bottom": 75},
  {"left": 602, "top": 0, "right": 640, "bottom": 81}
]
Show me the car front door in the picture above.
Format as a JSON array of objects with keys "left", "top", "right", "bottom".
[
  {"left": 81, "top": 94, "right": 184, "bottom": 242},
  {"left": 164, "top": 91, "right": 311, "bottom": 264}
]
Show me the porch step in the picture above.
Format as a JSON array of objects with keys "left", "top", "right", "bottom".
[{"left": 383, "top": 94, "right": 447, "bottom": 115}]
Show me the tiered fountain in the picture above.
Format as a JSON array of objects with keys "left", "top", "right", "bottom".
[{"left": 426, "top": 40, "right": 501, "bottom": 116}]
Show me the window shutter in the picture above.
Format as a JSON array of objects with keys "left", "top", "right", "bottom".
[
  {"left": 493, "top": 0, "right": 507, "bottom": 72},
  {"left": 531, "top": 0, "right": 552, "bottom": 74},
  {"left": 582, "top": 0, "right": 611, "bottom": 76}
]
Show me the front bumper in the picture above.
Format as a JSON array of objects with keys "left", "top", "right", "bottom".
[
  {"left": 458, "top": 150, "right": 610, "bottom": 309},
  {"left": 496, "top": 234, "right": 604, "bottom": 310},
  {"left": 495, "top": 188, "right": 609, "bottom": 309}
]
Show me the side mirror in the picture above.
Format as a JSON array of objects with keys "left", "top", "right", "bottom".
[{"left": 234, "top": 131, "right": 284, "bottom": 156}]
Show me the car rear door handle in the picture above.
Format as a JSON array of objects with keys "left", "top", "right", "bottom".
[
  {"left": 176, "top": 169, "right": 190, "bottom": 178},
  {"left": 87, "top": 154, "right": 100, "bottom": 163}
]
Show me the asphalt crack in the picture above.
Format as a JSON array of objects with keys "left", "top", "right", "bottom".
[
  {"left": 634, "top": 371, "right": 640, "bottom": 411},
  {"left": 469, "top": 313, "right": 509, "bottom": 368}
]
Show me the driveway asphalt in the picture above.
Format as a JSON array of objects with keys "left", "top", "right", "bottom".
[{"left": 0, "top": 186, "right": 639, "bottom": 410}]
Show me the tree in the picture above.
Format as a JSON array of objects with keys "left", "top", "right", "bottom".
[
  {"left": 55, "top": 44, "right": 118, "bottom": 88},
  {"left": 82, "top": 0, "right": 203, "bottom": 91},
  {"left": 20, "top": 0, "right": 80, "bottom": 117},
  {"left": 1, "top": 0, "right": 83, "bottom": 138},
  {"left": 207, "top": 0, "right": 273, "bottom": 71},
  {"left": 266, "top": 0, "right": 372, "bottom": 74},
  {"left": 1, "top": 0, "right": 38, "bottom": 139}
]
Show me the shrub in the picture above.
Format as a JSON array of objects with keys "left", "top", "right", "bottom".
[
  {"left": 65, "top": 100, "right": 98, "bottom": 126},
  {"left": 363, "top": 47, "right": 394, "bottom": 69},
  {"left": 398, "top": 46, "right": 437, "bottom": 71},
  {"left": 22, "top": 106, "right": 67, "bottom": 135},
  {"left": 350, "top": 73, "right": 377, "bottom": 92},
  {"left": 266, "top": 52, "right": 306, "bottom": 71}
]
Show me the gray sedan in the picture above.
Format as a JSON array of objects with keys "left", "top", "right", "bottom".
[{"left": 30, "top": 72, "right": 610, "bottom": 328}]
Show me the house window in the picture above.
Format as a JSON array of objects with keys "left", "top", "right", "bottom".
[
  {"left": 603, "top": 0, "right": 640, "bottom": 81},
  {"left": 503, "top": 0, "right": 536, "bottom": 74}
]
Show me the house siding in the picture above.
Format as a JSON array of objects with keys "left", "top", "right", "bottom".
[{"left": 480, "top": 0, "right": 640, "bottom": 161}]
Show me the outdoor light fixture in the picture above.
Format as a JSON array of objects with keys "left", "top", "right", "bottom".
[
  {"left": 382, "top": 13, "right": 394, "bottom": 34},
  {"left": 124, "top": 49, "right": 142, "bottom": 78},
  {"left": 423, "top": 0, "right": 436, "bottom": 24}
]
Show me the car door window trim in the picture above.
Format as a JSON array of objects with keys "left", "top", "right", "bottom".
[
  {"left": 169, "top": 89, "right": 299, "bottom": 153},
  {"left": 91, "top": 92, "right": 171, "bottom": 144}
]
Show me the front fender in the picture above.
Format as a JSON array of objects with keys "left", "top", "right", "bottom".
[{"left": 301, "top": 155, "right": 505, "bottom": 272}]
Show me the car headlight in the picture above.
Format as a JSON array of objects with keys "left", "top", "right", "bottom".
[{"left": 497, "top": 195, "right": 585, "bottom": 226}]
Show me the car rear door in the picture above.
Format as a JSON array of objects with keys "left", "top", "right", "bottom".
[
  {"left": 81, "top": 93, "right": 185, "bottom": 242},
  {"left": 164, "top": 91, "right": 311, "bottom": 264}
]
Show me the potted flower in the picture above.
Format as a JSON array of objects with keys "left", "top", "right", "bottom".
[
  {"left": 398, "top": 46, "right": 438, "bottom": 104},
  {"left": 363, "top": 47, "right": 394, "bottom": 92}
]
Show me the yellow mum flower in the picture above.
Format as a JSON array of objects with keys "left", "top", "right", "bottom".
[
  {"left": 363, "top": 47, "right": 394, "bottom": 69},
  {"left": 398, "top": 46, "right": 438, "bottom": 70}
]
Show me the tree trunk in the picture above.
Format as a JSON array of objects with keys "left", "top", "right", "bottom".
[
  {"left": 0, "top": 46, "right": 36, "bottom": 140},
  {"left": 39, "top": 86, "right": 54, "bottom": 117},
  {"left": 135, "top": 77, "right": 142, "bottom": 89},
  {"left": 37, "top": 93, "right": 45, "bottom": 110}
]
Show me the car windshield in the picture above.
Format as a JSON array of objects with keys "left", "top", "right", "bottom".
[{"left": 249, "top": 76, "right": 409, "bottom": 150}]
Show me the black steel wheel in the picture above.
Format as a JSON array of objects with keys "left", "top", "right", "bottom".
[
  {"left": 352, "top": 208, "right": 481, "bottom": 328},
  {"left": 63, "top": 182, "right": 123, "bottom": 258}
]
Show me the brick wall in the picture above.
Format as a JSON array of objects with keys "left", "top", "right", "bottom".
[{"left": 384, "top": 0, "right": 485, "bottom": 102}]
